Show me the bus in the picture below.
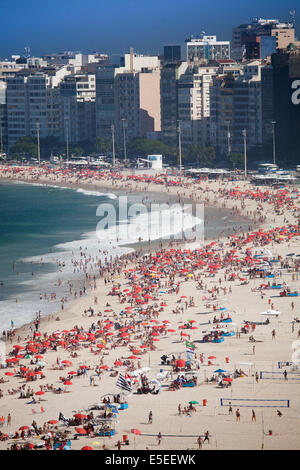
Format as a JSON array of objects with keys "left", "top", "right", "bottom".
[{"left": 258, "top": 163, "right": 278, "bottom": 174}]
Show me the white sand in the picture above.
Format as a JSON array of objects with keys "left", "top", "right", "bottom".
[{"left": 0, "top": 168, "right": 299, "bottom": 450}]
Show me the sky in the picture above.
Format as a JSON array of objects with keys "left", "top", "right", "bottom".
[{"left": 0, "top": 0, "right": 298, "bottom": 58}]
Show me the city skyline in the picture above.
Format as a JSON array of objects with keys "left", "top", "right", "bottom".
[{"left": 0, "top": 0, "right": 298, "bottom": 58}]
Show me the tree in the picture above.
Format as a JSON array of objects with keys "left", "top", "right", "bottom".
[
  {"left": 39, "top": 136, "right": 64, "bottom": 159},
  {"left": 184, "top": 145, "right": 216, "bottom": 167},
  {"left": 94, "top": 138, "right": 112, "bottom": 155},
  {"left": 229, "top": 153, "right": 244, "bottom": 169},
  {"left": 10, "top": 136, "right": 38, "bottom": 160},
  {"left": 127, "top": 138, "right": 176, "bottom": 159}
]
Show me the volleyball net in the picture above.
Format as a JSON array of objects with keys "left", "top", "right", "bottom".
[
  {"left": 260, "top": 371, "right": 300, "bottom": 380},
  {"left": 220, "top": 398, "right": 290, "bottom": 408}
]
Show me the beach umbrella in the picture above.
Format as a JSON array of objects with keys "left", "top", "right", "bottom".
[
  {"left": 74, "top": 414, "right": 87, "bottom": 419},
  {"left": 5, "top": 372, "right": 14, "bottom": 376},
  {"left": 19, "top": 426, "right": 29, "bottom": 431},
  {"left": 214, "top": 369, "right": 226, "bottom": 373},
  {"left": 48, "top": 420, "right": 58, "bottom": 425},
  {"left": 208, "top": 356, "right": 216, "bottom": 359},
  {"left": 63, "top": 381, "right": 73, "bottom": 385},
  {"left": 128, "top": 356, "right": 138, "bottom": 360},
  {"left": 13, "top": 345, "right": 24, "bottom": 350},
  {"left": 81, "top": 446, "right": 93, "bottom": 450},
  {"left": 189, "top": 401, "right": 199, "bottom": 405},
  {"left": 35, "top": 391, "right": 45, "bottom": 395},
  {"left": 75, "top": 427, "right": 87, "bottom": 434},
  {"left": 131, "top": 429, "right": 141, "bottom": 435},
  {"left": 175, "top": 359, "right": 185, "bottom": 368}
]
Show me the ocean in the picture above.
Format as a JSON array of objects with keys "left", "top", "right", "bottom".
[{"left": 0, "top": 181, "right": 206, "bottom": 331}]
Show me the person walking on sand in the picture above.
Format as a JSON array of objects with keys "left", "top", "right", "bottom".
[
  {"left": 283, "top": 370, "right": 288, "bottom": 381},
  {"left": 255, "top": 372, "right": 259, "bottom": 383},
  {"left": 228, "top": 403, "right": 233, "bottom": 415},
  {"left": 197, "top": 436, "right": 203, "bottom": 449},
  {"left": 251, "top": 410, "right": 256, "bottom": 422},
  {"left": 272, "top": 329, "right": 276, "bottom": 340},
  {"left": 236, "top": 409, "right": 240, "bottom": 422},
  {"left": 148, "top": 411, "right": 153, "bottom": 424},
  {"left": 203, "top": 431, "right": 210, "bottom": 444},
  {"left": 157, "top": 432, "right": 162, "bottom": 446},
  {"left": 7, "top": 413, "right": 11, "bottom": 426}
]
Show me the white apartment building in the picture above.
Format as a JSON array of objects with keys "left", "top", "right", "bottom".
[
  {"left": 123, "top": 53, "right": 160, "bottom": 72},
  {"left": 6, "top": 67, "right": 70, "bottom": 148},
  {"left": 177, "top": 63, "right": 218, "bottom": 148},
  {"left": 186, "top": 36, "right": 230, "bottom": 62}
]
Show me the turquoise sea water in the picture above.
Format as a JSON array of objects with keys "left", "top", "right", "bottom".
[{"left": 0, "top": 182, "right": 127, "bottom": 330}]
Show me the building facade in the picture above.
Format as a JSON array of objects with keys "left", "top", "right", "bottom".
[
  {"left": 210, "top": 72, "right": 262, "bottom": 155},
  {"left": 186, "top": 36, "right": 230, "bottom": 62}
]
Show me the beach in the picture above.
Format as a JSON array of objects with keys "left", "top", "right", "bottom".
[{"left": 0, "top": 166, "right": 299, "bottom": 451}]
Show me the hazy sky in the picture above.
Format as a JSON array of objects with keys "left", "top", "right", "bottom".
[{"left": 0, "top": 0, "right": 298, "bottom": 58}]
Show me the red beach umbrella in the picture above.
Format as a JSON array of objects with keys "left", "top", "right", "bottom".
[
  {"left": 131, "top": 429, "right": 141, "bottom": 435},
  {"left": 75, "top": 428, "right": 87, "bottom": 434}
]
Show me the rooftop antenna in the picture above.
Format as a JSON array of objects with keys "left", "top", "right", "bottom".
[
  {"left": 290, "top": 10, "right": 296, "bottom": 27},
  {"left": 130, "top": 47, "right": 134, "bottom": 72},
  {"left": 24, "top": 46, "right": 31, "bottom": 58}
]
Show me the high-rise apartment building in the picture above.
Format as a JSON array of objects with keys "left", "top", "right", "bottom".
[
  {"left": 0, "top": 81, "right": 7, "bottom": 153},
  {"left": 210, "top": 70, "right": 262, "bottom": 155},
  {"left": 232, "top": 17, "right": 295, "bottom": 60},
  {"left": 96, "top": 66, "right": 117, "bottom": 141},
  {"left": 60, "top": 74, "right": 96, "bottom": 144},
  {"left": 186, "top": 36, "right": 230, "bottom": 62},
  {"left": 177, "top": 64, "right": 218, "bottom": 148},
  {"left": 96, "top": 54, "right": 161, "bottom": 147},
  {"left": 6, "top": 67, "right": 70, "bottom": 149},
  {"left": 271, "top": 49, "right": 300, "bottom": 163}
]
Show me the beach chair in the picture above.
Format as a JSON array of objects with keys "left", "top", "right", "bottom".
[{"left": 40, "top": 407, "right": 45, "bottom": 413}]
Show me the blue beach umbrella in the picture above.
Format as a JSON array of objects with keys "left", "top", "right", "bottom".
[{"left": 214, "top": 369, "right": 226, "bottom": 373}]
